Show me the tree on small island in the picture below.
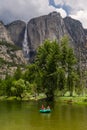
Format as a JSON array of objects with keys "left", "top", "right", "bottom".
[{"left": 34, "top": 36, "right": 78, "bottom": 99}]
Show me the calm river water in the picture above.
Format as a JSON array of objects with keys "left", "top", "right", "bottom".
[{"left": 0, "top": 100, "right": 87, "bottom": 130}]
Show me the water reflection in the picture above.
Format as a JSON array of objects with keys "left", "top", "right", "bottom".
[{"left": 0, "top": 101, "right": 87, "bottom": 130}]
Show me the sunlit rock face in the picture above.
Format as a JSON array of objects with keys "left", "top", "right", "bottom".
[
  {"left": 0, "top": 21, "right": 27, "bottom": 79},
  {"left": 0, "top": 21, "right": 14, "bottom": 44}
]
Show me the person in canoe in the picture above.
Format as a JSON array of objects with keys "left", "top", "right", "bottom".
[
  {"left": 41, "top": 104, "right": 45, "bottom": 110},
  {"left": 40, "top": 105, "right": 51, "bottom": 113},
  {"left": 47, "top": 106, "right": 50, "bottom": 110}
]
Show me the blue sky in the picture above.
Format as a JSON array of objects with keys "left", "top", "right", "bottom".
[
  {"left": 49, "top": 0, "right": 72, "bottom": 15},
  {"left": 0, "top": 0, "right": 87, "bottom": 28}
]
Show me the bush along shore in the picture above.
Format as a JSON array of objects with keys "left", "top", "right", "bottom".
[
  {"left": 56, "top": 96, "right": 87, "bottom": 105},
  {"left": 0, "top": 95, "right": 87, "bottom": 106},
  {"left": 0, "top": 93, "right": 46, "bottom": 101}
]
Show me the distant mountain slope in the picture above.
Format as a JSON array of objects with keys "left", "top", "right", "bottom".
[{"left": 0, "top": 21, "right": 27, "bottom": 78}]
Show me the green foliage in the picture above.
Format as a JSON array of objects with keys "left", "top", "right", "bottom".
[
  {"left": 0, "top": 36, "right": 83, "bottom": 99},
  {"left": 0, "top": 79, "right": 7, "bottom": 96},
  {"left": 11, "top": 79, "right": 26, "bottom": 98},
  {"left": 23, "top": 64, "right": 36, "bottom": 83},
  {"left": 0, "top": 41, "right": 21, "bottom": 51},
  {"left": 57, "top": 68, "right": 66, "bottom": 92},
  {"left": 0, "top": 57, "right": 18, "bottom": 67},
  {"left": 35, "top": 36, "right": 78, "bottom": 98},
  {"left": 4, "top": 74, "right": 14, "bottom": 96},
  {"left": 35, "top": 40, "right": 61, "bottom": 98},
  {"left": 13, "top": 67, "right": 22, "bottom": 80},
  {"left": 60, "top": 37, "right": 77, "bottom": 96},
  {"left": 60, "top": 36, "right": 69, "bottom": 69},
  {"left": 0, "top": 58, "right": 7, "bottom": 67}
]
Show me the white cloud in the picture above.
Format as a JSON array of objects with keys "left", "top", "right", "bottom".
[
  {"left": 55, "top": 8, "right": 67, "bottom": 17},
  {"left": 49, "top": 0, "right": 87, "bottom": 28},
  {"left": 70, "top": 10, "right": 87, "bottom": 28},
  {"left": 0, "top": 0, "right": 87, "bottom": 28}
]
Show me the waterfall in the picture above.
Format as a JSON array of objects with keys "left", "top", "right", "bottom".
[{"left": 22, "top": 24, "right": 29, "bottom": 60}]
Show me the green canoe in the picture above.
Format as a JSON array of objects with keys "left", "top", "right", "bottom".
[{"left": 39, "top": 109, "right": 51, "bottom": 113}]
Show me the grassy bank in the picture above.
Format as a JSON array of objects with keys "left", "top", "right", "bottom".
[
  {"left": 0, "top": 94, "right": 87, "bottom": 105},
  {"left": 57, "top": 96, "right": 87, "bottom": 105},
  {"left": 0, "top": 93, "right": 46, "bottom": 101}
]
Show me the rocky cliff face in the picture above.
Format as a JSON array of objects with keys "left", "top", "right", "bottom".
[
  {"left": 0, "top": 21, "right": 14, "bottom": 44},
  {"left": 84, "top": 29, "right": 87, "bottom": 42},
  {"left": 64, "top": 17, "right": 86, "bottom": 47},
  {"left": 27, "top": 12, "right": 87, "bottom": 61},
  {"left": 0, "top": 11, "right": 87, "bottom": 71},
  {"left": 27, "top": 12, "right": 71, "bottom": 59},
  {"left": 0, "top": 41, "right": 27, "bottom": 79},
  {"left": 3, "top": 12, "right": 86, "bottom": 62},
  {"left": 0, "top": 21, "right": 27, "bottom": 78},
  {"left": 6, "top": 20, "right": 26, "bottom": 48}
]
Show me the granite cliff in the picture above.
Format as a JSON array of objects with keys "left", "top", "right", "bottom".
[
  {"left": 6, "top": 20, "right": 26, "bottom": 48},
  {"left": 3, "top": 12, "right": 86, "bottom": 61},
  {"left": 64, "top": 17, "right": 86, "bottom": 47},
  {"left": 0, "top": 11, "right": 87, "bottom": 77},
  {"left": 27, "top": 12, "right": 87, "bottom": 61},
  {"left": 0, "top": 21, "right": 13, "bottom": 44},
  {"left": 27, "top": 12, "right": 71, "bottom": 59}
]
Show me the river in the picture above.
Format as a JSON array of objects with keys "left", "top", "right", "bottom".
[{"left": 0, "top": 100, "right": 87, "bottom": 130}]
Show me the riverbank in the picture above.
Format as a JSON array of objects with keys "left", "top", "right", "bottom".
[
  {"left": 0, "top": 95, "right": 87, "bottom": 105},
  {"left": 0, "top": 93, "right": 46, "bottom": 101},
  {"left": 57, "top": 96, "right": 87, "bottom": 105}
]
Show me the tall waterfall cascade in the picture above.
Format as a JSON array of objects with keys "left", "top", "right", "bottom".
[{"left": 22, "top": 25, "right": 29, "bottom": 60}]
